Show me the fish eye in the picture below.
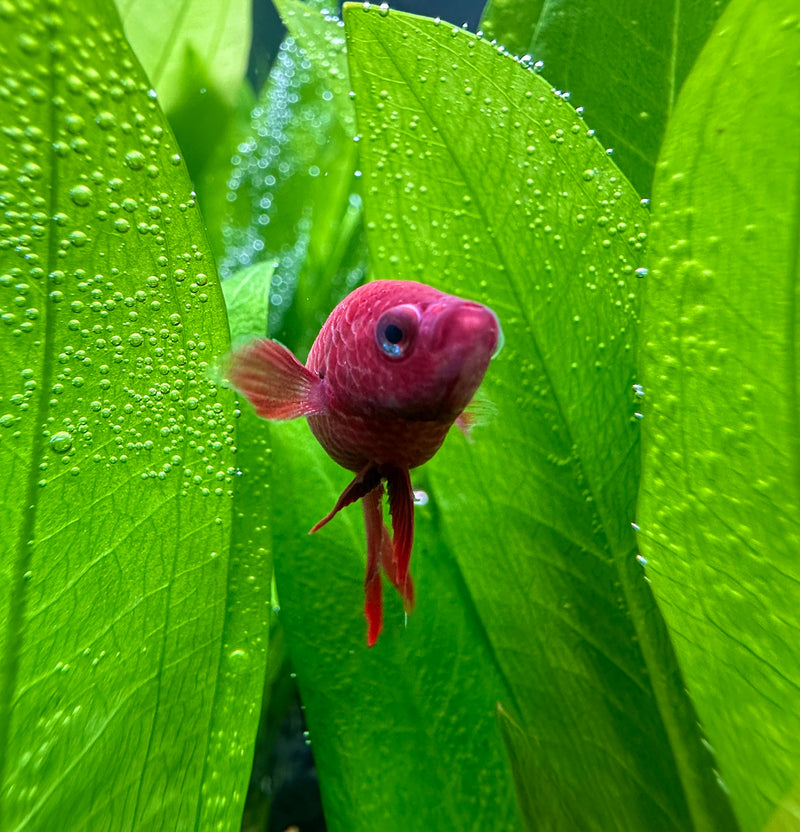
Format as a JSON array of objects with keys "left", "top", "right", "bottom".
[
  {"left": 375, "top": 305, "right": 420, "bottom": 360},
  {"left": 384, "top": 324, "right": 403, "bottom": 344}
]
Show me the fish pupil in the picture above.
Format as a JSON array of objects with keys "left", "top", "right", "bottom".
[{"left": 384, "top": 323, "right": 403, "bottom": 344}]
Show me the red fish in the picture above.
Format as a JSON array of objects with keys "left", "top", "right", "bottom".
[{"left": 227, "top": 280, "right": 501, "bottom": 645}]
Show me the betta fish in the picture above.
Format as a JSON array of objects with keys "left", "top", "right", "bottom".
[{"left": 227, "top": 280, "right": 501, "bottom": 645}]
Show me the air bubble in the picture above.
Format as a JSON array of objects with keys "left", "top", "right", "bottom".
[
  {"left": 17, "top": 33, "right": 40, "bottom": 54},
  {"left": 69, "top": 185, "right": 93, "bottom": 206},
  {"left": 49, "top": 431, "right": 74, "bottom": 454},
  {"left": 96, "top": 111, "right": 116, "bottom": 130},
  {"left": 125, "top": 151, "right": 146, "bottom": 170},
  {"left": 64, "top": 114, "right": 85, "bottom": 134}
]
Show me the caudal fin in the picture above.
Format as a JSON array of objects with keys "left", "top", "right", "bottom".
[
  {"left": 226, "top": 339, "right": 324, "bottom": 421},
  {"left": 362, "top": 485, "right": 387, "bottom": 646}
]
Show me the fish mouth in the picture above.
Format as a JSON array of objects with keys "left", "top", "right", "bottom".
[
  {"left": 429, "top": 301, "right": 502, "bottom": 363},
  {"left": 421, "top": 301, "right": 502, "bottom": 414}
]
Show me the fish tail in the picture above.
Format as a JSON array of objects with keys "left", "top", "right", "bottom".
[
  {"left": 319, "top": 463, "right": 415, "bottom": 644},
  {"left": 362, "top": 485, "right": 385, "bottom": 646},
  {"left": 401, "top": 574, "right": 415, "bottom": 614},
  {"left": 386, "top": 466, "right": 415, "bottom": 612},
  {"left": 365, "top": 569, "right": 383, "bottom": 647},
  {"left": 377, "top": 518, "right": 415, "bottom": 612}
]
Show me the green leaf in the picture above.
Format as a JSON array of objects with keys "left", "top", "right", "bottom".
[
  {"left": 194, "top": 79, "right": 258, "bottom": 262},
  {"left": 638, "top": 1, "right": 800, "bottom": 829},
  {"left": 0, "top": 1, "right": 269, "bottom": 829},
  {"left": 218, "top": 257, "right": 279, "bottom": 832},
  {"left": 484, "top": 0, "right": 731, "bottom": 196},
  {"left": 161, "top": 46, "right": 238, "bottom": 182},
  {"left": 115, "top": 0, "right": 252, "bottom": 112},
  {"left": 496, "top": 705, "right": 546, "bottom": 830}
]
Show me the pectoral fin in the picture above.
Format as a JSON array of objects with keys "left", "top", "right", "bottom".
[
  {"left": 227, "top": 338, "right": 325, "bottom": 420},
  {"left": 455, "top": 391, "right": 497, "bottom": 441}
]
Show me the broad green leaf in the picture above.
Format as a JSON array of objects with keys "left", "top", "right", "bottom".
[
  {"left": 161, "top": 46, "right": 239, "bottom": 181},
  {"left": 638, "top": 2, "right": 800, "bottom": 830},
  {"left": 219, "top": 261, "right": 284, "bottom": 830},
  {"left": 484, "top": 0, "right": 731, "bottom": 197},
  {"left": 342, "top": 4, "right": 737, "bottom": 830},
  {"left": 0, "top": 2, "right": 269, "bottom": 829},
  {"left": 115, "top": 0, "right": 251, "bottom": 112},
  {"left": 496, "top": 706, "right": 542, "bottom": 830},
  {"left": 269, "top": 423, "right": 522, "bottom": 832}
]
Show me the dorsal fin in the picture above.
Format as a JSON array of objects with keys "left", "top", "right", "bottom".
[{"left": 226, "top": 339, "right": 325, "bottom": 421}]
